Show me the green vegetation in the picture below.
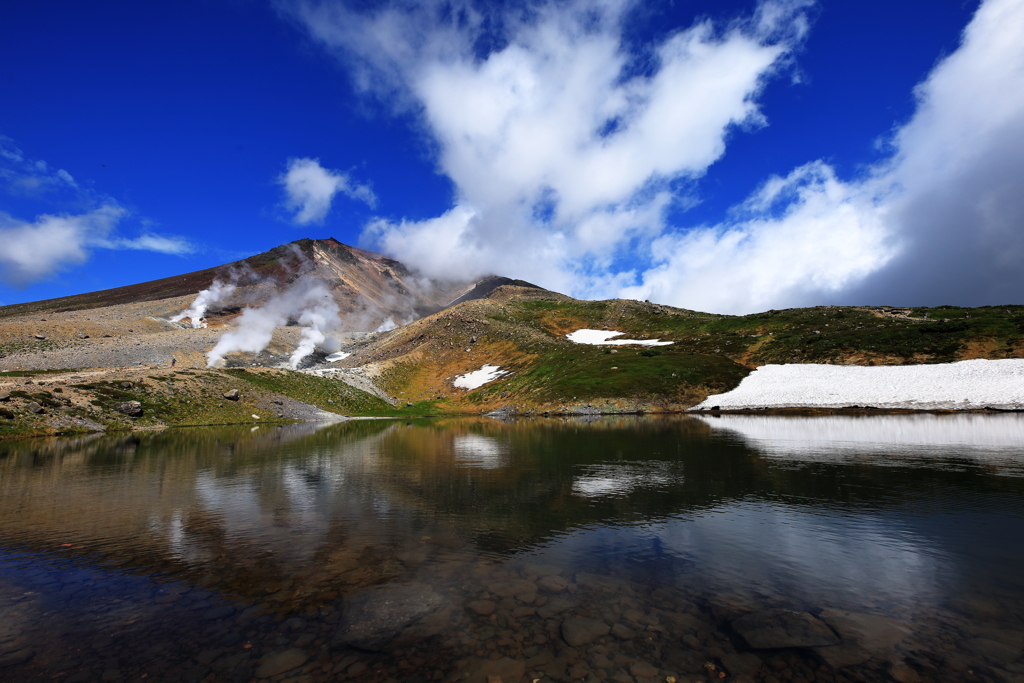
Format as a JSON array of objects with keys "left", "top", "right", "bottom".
[
  {"left": 473, "top": 346, "right": 747, "bottom": 406},
  {"left": 508, "top": 299, "right": 1024, "bottom": 365},
  {"left": 224, "top": 368, "right": 391, "bottom": 415},
  {"left": 0, "top": 368, "right": 80, "bottom": 377}
]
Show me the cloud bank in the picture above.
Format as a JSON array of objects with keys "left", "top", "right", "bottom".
[
  {"left": 279, "top": 157, "right": 376, "bottom": 224},
  {"left": 291, "top": 0, "right": 1024, "bottom": 313}
]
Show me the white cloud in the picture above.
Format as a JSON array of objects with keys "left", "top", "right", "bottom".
[
  {"left": 0, "top": 206, "right": 196, "bottom": 287},
  {"left": 95, "top": 233, "right": 196, "bottom": 255},
  {"left": 292, "top": 0, "right": 1024, "bottom": 312},
  {"left": 0, "top": 206, "right": 125, "bottom": 287},
  {"left": 0, "top": 136, "right": 78, "bottom": 195},
  {"left": 292, "top": 0, "right": 810, "bottom": 289},
  {"left": 279, "top": 157, "right": 376, "bottom": 224}
]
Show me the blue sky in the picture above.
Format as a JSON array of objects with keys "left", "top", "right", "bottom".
[{"left": 3, "top": 0, "right": 1022, "bottom": 313}]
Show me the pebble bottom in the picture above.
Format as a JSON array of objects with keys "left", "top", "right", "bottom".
[{"left": 1, "top": 543, "right": 1021, "bottom": 683}]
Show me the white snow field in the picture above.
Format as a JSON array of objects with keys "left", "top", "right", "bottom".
[
  {"left": 567, "top": 329, "right": 674, "bottom": 346},
  {"left": 692, "top": 358, "right": 1024, "bottom": 411},
  {"left": 453, "top": 364, "right": 509, "bottom": 390}
]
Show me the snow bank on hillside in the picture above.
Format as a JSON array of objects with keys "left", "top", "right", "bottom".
[
  {"left": 567, "top": 329, "right": 674, "bottom": 346},
  {"left": 454, "top": 365, "right": 509, "bottom": 390},
  {"left": 693, "top": 359, "right": 1024, "bottom": 410}
]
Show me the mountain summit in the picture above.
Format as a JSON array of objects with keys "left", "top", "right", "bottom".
[{"left": 0, "top": 238, "right": 541, "bottom": 327}]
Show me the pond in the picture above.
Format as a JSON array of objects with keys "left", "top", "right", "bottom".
[{"left": 1, "top": 414, "right": 1023, "bottom": 683}]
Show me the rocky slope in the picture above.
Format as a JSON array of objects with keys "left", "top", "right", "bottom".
[{"left": 0, "top": 238, "right": 473, "bottom": 329}]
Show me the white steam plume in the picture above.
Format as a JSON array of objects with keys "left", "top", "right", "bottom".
[
  {"left": 289, "top": 294, "right": 342, "bottom": 368},
  {"left": 206, "top": 276, "right": 341, "bottom": 368},
  {"left": 171, "top": 279, "right": 237, "bottom": 328}
]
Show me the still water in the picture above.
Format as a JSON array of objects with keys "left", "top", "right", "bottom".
[{"left": 1, "top": 415, "right": 1023, "bottom": 683}]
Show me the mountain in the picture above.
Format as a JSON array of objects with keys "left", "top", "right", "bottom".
[
  {"left": 1, "top": 239, "right": 1022, "bottom": 439},
  {"left": 0, "top": 238, "right": 487, "bottom": 324}
]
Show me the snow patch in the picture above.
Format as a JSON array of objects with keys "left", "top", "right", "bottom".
[
  {"left": 453, "top": 364, "right": 509, "bottom": 390},
  {"left": 325, "top": 351, "right": 351, "bottom": 362},
  {"left": 693, "top": 359, "right": 1024, "bottom": 411},
  {"left": 567, "top": 329, "right": 673, "bottom": 346}
]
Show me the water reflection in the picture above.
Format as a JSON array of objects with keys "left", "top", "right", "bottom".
[
  {"left": 696, "top": 413, "right": 1024, "bottom": 473},
  {"left": 0, "top": 415, "right": 1023, "bottom": 683}
]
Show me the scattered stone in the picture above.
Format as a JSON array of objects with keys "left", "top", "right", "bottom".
[
  {"left": 115, "top": 400, "right": 143, "bottom": 417},
  {"left": 467, "top": 600, "right": 497, "bottom": 616},
  {"left": 610, "top": 623, "right": 636, "bottom": 639},
  {"left": 575, "top": 572, "right": 623, "bottom": 593},
  {"left": 78, "top": 334, "right": 90, "bottom": 339},
  {"left": 0, "top": 648, "right": 35, "bottom": 667},
  {"left": 536, "top": 597, "right": 573, "bottom": 619},
  {"left": 965, "top": 637, "right": 1022, "bottom": 662},
  {"left": 460, "top": 657, "right": 525, "bottom": 683},
  {"left": 334, "top": 582, "right": 449, "bottom": 651},
  {"left": 888, "top": 661, "right": 920, "bottom": 683},
  {"left": 538, "top": 575, "right": 568, "bottom": 593},
  {"left": 511, "top": 606, "right": 536, "bottom": 618},
  {"left": 630, "top": 660, "right": 658, "bottom": 678},
  {"left": 120, "top": 381, "right": 133, "bottom": 389},
  {"left": 720, "top": 653, "right": 762, "bottom": 677},
  {"left": 223, "top": 389, "right": 240, "bottom": 401},
  {"left": 255, "top": 648, "right": 307, "bottom": 678},
  {"left": 562, "top": 617, "right": 610, "bottom": 647},
  {"left": 27, "top": 402, "right": 44, "bottom": 414},
  {"left": 487, "top": 580, "right": 537, "bottom": 599},
  {"left": 203, "top": 605, "right": 236, "bottom": 620},
  {"left": 731, "top": 609, "right": 839, "bottom": 649},
  {"left": 34, "top": 334, "right": 46, "bottom": 340}
]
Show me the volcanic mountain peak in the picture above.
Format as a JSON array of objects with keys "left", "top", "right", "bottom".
[{"left": 0, "top": 238, "right": 547, "bottom": 327}]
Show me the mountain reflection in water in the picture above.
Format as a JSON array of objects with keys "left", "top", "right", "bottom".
[{"left": 1, "top": 414, "right": 1023, "bottom": 683}]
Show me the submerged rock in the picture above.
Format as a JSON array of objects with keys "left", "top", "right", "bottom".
[
  {"left": 334, "top": 582, "right": 449, "bottom": 651},
  {"left": 561, "top": 616, "right": 610, "bottom": 647},
  {"left": 731, "top": 609, "right": 839, "bottom": 649},
  {"left": 811, "top": 609, "right": 912, "bottom": 668},
  {"left": 459, "top": 656, "right": 526, "bottom": 683},
  {"left": 254, "top": 649, "right": 307, "bottom": 678}
]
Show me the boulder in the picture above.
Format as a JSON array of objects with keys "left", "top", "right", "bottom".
[
  {"left": 561, "top": 617, "right": 610, "bottom": 647},
  {"left": 720, "top": 652, "right": 763, "bottom": 677},
  {"left": 0, "top": 393, "right": 9, "bottom": 402},
  {"left": 254, "top": 649, "right": 307, "bottom": 678},
  {"left": 223, "top": 389, "right": 240, "bottom": 401},
  {"left": 27, "top": 402, "right": 44, "bottom": 414},
  {"left": 334, "top": 583, "right": 449, "bottom": 651},
  {"left": 466, "top": 600, "right": 497, "bottom": 616},
  {"left": 811, "top": 609, "right": 912, "bottom": 668},
  {"left": 731, "top": 609, "right": 839, "bottom": 649},
  {"left": 115, "top": 401, "right": 143, "bottom": 417},
  {"left": 77, "top": 334, "right": 90, "bottom": 339},
  {"left": 34, "top": 334, "right": 46, "bottom": 340},
  {"left": 120, "top": 382, "right": 133, "bottom": 389}
]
